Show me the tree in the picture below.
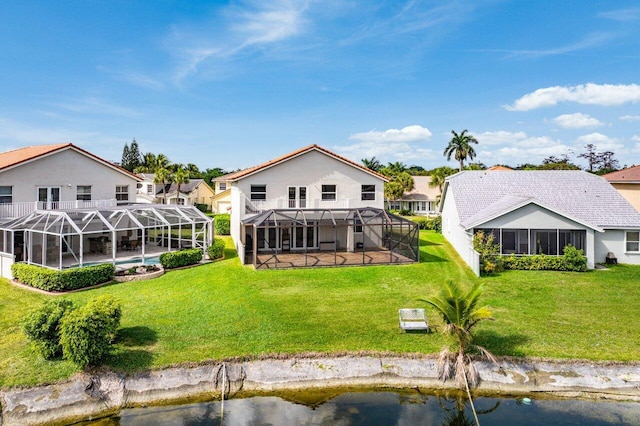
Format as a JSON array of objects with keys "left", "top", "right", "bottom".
[
  {"left": 596, "top": 151, "right": 619, "bottom": 174},
  {"left": 154, "top": 167, "right": 171, "bottom": 204},
  {"left": 172, "top": 167, "right": 190, "bottom": 204},
  {"left": 384, "top": 171, "right": 414, "bottom": 208},
  {"left": 444, "top": 130, "right": 479, "bottom": 171},
  {"left": 203, "top": 167, "right": 228, "bottom": 187},
  {"left": 361, "top": 157, "right": 382, "bottom": 172},
  {"left": 420, "top": 281, "right": 497, "bottom": 424},
  {"left": 429, "top": 166, "right": 457, "bottom": 192},
  {"left": 120, "top": 138, "right": 142, "bottom": 172},
  {"left": 380, "top": 161, "right": 407, "bottom": 177},
  {"left": 578, "top": 144, "right": 598, "bottom": 172},
  {"left": 186, "top": 163, "right": 203, "bottom": 178}
]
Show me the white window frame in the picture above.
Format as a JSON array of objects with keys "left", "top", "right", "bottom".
[
  {"left": 0, "top": 186, "right": 12, "bottom": 204},
  {"left": 76, "top": 185, "right": 92, "bottom": 201},
  {"left": 250, "top": 185, "right": 267, "bottom": 201},
  {"left": 625, "top": 231, "right": 640, "bottom": 253},
  {"left": 146, "top": 184, "right": 154, "bottom": 194},
  {"left": 361, "top": 184, "right": 376, "bottom": 201},
  {"left": 116, "top": 185, "right": 129, "bottom": 201},
  {"left": 219, "top": 182, "right": 227, "bottom": 191},
  {"left": 321, "top": 184, "right": 337, "bottom": 201}
]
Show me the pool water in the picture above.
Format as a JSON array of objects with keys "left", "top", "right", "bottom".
[
  {"left": 79, "top": 390, "right": 640, "bottom": 425},
  {"left": 71, "top": 256, "right": 161, "bottom": 268}
]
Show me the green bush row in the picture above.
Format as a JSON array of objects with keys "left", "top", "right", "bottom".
[
  {"left": 159, "top": 248, "right": 203, "bottom": 269},
  {"left": 207, "top": 238, "right": 225, "bottom": 260},
  {"left": 214, "top": 214, "right": 230, "bottom": 235},
  {"left": 11, "top": 263, "right": 115, "bottom": 292},
  {"left": 502, "top": 245, "right": 588, "bottom": 272},
  {"left": 410, "top": 216, "right": 442, "bottom": 232},
  {"left": 23, "top": 296, "right": 122, "bottom": 367}
]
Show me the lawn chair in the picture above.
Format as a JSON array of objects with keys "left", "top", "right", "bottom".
[{"left": 398, "top": 308, "right": 429, "bottom": 333}]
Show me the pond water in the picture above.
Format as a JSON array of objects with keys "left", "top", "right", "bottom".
[{"left": 79, "top": 390, "right": 640, "bottom": 425}]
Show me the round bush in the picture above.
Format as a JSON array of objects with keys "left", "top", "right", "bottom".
[{"left": 23, "top": 299, "right": 76, "bottom": 359}]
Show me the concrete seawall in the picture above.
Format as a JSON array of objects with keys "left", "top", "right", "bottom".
[{"left": 2, "top": 356, "right": 639, "bottom": 425}]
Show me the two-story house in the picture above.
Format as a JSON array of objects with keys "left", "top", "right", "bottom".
[
  {"left": 0, "top": 143, "right": 139, "bottom": 222},
  {"left": 224, "top": 145, "right": 419, "bottom": 268}
]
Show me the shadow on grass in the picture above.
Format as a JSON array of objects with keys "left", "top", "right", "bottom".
[
  {"left": 419, "top": 252, "right": 449, "bottom": 263},
  {"left": 473, "top": 329, "right": 530, "bottom": 357},
  {"left": 117, "top": 326, "right": 158, "bottom": 347}
]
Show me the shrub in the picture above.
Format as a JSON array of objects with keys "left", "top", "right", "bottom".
[
  {"left": 399, "top": 209, "right": 412, "bottom": 216},
  {"left": 159, "top": 248, "right": 203, "bottom": 269},
  {"left": 426, "top": 216, "right": 442, "bottom": 232},
  {"left": 195, "top": 203, "right": 209, "bottom": 213},
  {"left": 562, "top": 245, "right": 588, "bottom": 272},
  {"left": 412, "top": 217, "right": 428, "bottom": 229},
  {"left": 207, "top": 238, "right": 225, "bottom": 260},
  {"left": 60, "top": 295, "right": 122, "bottom": 367},
  {"left": 502, "top": 245, "right": 588, "bottom": 272},
  {"left": 23, "top": 299, "right": 76, "bottom": 359},
  {"left": 473, "top": 230, "right": 503, "bottom": 274},
  {"left": 214, "top": 214, "right": 230, "bottom": 235},
  {"left": 11, "top": 263, "right": 115, "bottom": 292}
]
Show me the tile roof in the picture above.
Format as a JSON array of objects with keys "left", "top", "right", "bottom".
[
  {"left": 221, "top": 144, "right": 389, "bottom": 182},
  {"left": 0, "top": 143, "right": 140, "bottom": 180},
  {"left": 445, "top": 170, "right": 640, "bottom": 230},
  {"left": 487, "top": 165, "right": 513, "bottom": 171},
  {"left": 401, "top": 176, "right": 440, "bottom": 201},
  {"left": 603, "top": 165, "right": 640, "bottom": 183}
]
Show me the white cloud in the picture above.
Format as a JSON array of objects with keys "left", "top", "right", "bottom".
[
  {"left": 336, "top": 125, "right": 435, "bottom": 163},
  {"left": 552, "top": 113, "right": 604, "bottom": 129},
  {"left": 475, "top": 133, "right": 572, "bottom": 166},
  {"left": 620, "top": 115, "right": 640, "bottom": 122},
  {"left": 632, "top": 135, "right": 640, "bottom": 142},
  {"left": 505, "top": 83, "right": 640, "bottom": 111},
  {"left": 576, "top": 132, "right": 624, "bottom": 151},
  {"left": 51, "top": 97, "right": 143, "bottom": 118},
  {"left": 598, "top": 8, "right": 640, "bottom": 22},
  {"left": 475, "top": 130, "right": 527, "bottom": 146}
]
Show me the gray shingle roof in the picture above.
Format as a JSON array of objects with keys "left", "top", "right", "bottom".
[{"left": 446, "top": 171, "right": 640, "bottom": 230}]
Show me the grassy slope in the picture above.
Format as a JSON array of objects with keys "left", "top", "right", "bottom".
[{"left": 1, "top": 232, "right": 638, "bottom": 388}]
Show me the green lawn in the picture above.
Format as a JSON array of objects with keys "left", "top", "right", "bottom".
[{"left": 1, "top": 231, "right": 639, "bottom": 388}]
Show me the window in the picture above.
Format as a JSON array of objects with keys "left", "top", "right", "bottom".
[
  {"left": 147, "top": 184, "right": 154, "bottom": 194},
  {"left": 116, "top": 185, "right": 129, "bottom": 201},
  {"left": 321, "top": 184, "right": 336, "bottom": 201},
  {"left": 361, "top": 185, "right": 376, "bottom": 201},
  {"left": 76, "top": 185, "right": 91, "bottom": 201},
  {"left": 219, "top": 182, "right": 227, "bottom": 191},
  {"left": 626, "top": 231, "right": 640, "bottom": 252},
  {"left": 250, "top": 185, "right": 267, "bottom": 201},
  {"left": 0, "top": 186, "right": 12, "bottom": 204},
  {"left": 354, "top": 218, "right": 363, "bottom": 233}
]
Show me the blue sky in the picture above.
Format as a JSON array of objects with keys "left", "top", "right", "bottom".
[{"left": 0, "top": 0, "right": 639, "bottom": 171}]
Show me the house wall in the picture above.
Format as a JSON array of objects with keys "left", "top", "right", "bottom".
[
  {"left": 441, "top": 190, "right": 475, "bottom": 268},
  {"left": 595, "top": 229, "right": 640, "bottom": 265},
  {"left": 230, "top": 150, "right": 385, "bottom": 255},
  {"left": 1, "top": 149, "right": 137, "bottom": 203},
  {"left": 610, "top": 183, "right": 640, "bottom": 212}
]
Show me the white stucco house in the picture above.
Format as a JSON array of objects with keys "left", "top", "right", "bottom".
[
  {"left": 0, "top": 143, "right": 139, "bottom": 222},
  {"left": 440, "top": 170, "right": 640, "bottom": 273},
  {"left": 223, "top": 144, "right": 419, "bottom": 268}
]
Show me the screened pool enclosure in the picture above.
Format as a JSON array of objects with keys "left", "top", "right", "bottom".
[
  {"left": 0, "top": 205, "right": 213, "bottom": 270},
  {"left": 241, "top": 207, "right": 419, "bottom": 269}
]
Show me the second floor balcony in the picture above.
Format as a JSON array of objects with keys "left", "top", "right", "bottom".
[
  {"left": 0, "top": 199, "right": 117, "bottom": 222},
  {"left": 245, "top": 197, "right": 354, "bottom": 214}
]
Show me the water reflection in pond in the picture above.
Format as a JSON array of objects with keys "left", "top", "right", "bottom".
[{"left": 81, "top": 390, "right": 640, "bottom": 425}]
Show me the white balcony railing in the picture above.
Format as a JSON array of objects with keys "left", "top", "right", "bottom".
[
  {"left": 245, "top": 197, "right": 352, "bottom": 214},
  {"left": 0, "top": 199, "right": 118, "bottom": 221}
]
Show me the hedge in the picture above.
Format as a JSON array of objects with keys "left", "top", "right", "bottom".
[
  {"left": 159, "top": 248, "right": 203, "bottom": 269},
  {"left": 207, "top": 238, "right": 225, "bottom": 260},
  {"left": 410, "top": 216, "right": 441, "bottom": 232},
  {"left": 11, "top": 263, "right": 115, "bottom": 292},
  {"left": 502, "top": 245, "right": 588, "bottom": 272},
  {"left": 214, "top": 214, "right": 230, "bottom": 235},
  {"left": 23, "top": 299, "right": 76, "bottom": 359}
]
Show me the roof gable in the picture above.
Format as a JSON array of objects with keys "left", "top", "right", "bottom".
[
  {"left": 445, "top": 170, "right": 640, "bottom": 229},
  {"left": 0, "top": 143, "right": 140, "bottom": 181},
  {"left": 223, "top": 145, "right": 389, "bottom": 183},
  {"left": 603, "top": 165, "right": 640, "bottom": 183}
]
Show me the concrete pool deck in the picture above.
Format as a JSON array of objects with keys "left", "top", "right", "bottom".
[{"left": 1, "top": 355, "right": 639, "bottom": 425}]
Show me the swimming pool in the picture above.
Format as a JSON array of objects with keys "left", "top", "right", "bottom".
[{"left": 70, "top": 256, "right": 161, "bottom": 268}]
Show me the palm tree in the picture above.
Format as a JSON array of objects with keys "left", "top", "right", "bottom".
[
  {"left": 154, "top": 167, "right": 171, "bottom": 204},
  {"left": 420, "top": 281, "right": 497, "bottom": 425},
  {"left": 444, "top": 130, "right": 479, "bottom": 171},
  {"left": 172, "top": 167, "right": 190, "bottom": 205},
  {"left": 361, "top": 157, "right": 382, "bottom": 172},
  {"left": 429, "top": 166, "right": 457, "bottom": 192},
  {"left": 384, "top": 171, "right": 414, "bottom": 210}
]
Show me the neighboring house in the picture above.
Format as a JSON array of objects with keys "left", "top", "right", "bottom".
[
  {"left": 603, "top": 166, "right": 640, "bottom": 212},
  {"left": 440, "top": 170, "right": 640, "bottom": 273},
  {"left": 487, "top": 165, "right": 513, "bottom": 171},
  {"left": 0, "top": 143, "right": 139, "bottom": 222},
  {"left": 385, "top": 176, "right": 439, "bottom": 215},
  {"left": 135, "top": 173, "right": 158, "bottom": 204},
  {"left": 211, "top": 176, "right": 232, "bottom": 213},
  {"left": 157, "top": 179, "right": 215, "bottom": 210},
  {"left": 224, "top": 144, "right": 419, "bottom": 268}
]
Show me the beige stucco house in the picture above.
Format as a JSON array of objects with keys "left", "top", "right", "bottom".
[
  {"left": 385, "top": 175, "right": 440, "bottom": 215},
  {"left": 603, "top": 166, "right": 640, "bottom": 212},
  {"left": 0, "top": 143, "right": 139, "bottom": 222}
]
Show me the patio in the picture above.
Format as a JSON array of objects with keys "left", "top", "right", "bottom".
[{"left": 0, "top": 205, "right": 213, "bottom": 273}]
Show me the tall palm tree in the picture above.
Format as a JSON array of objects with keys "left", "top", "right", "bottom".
[
  {"left": 429, "top": 166, "right": 457, "bottom": 192},
  {"left": 444, "top": 130, "right": 479, "bottom": 171},
  {"left": 172, "top": 168, "right": 190, "bottom": 205},
  {"left": 361, "top": 157, "right": 382, "bottom": 172},
  {"left": 154, "top": 167, "right": 171, "bottom": 204},
  {"left": 420, "top": 281, "right": 497, "bottom": 425}
]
